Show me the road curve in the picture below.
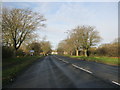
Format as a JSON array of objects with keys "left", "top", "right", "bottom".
[{"left": 5, "top": 55, "right": 119, "bottom": 88}]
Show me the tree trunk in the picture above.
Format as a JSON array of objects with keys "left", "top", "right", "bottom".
[
  {"left": 76, "top": 49, "right": 79, "bottom": 56},
  {"left": 84, "top": 49, "right": 88, "bottom": 57},
  {"left": 13, "top": 49, "right": 17, "bottom": 57},
  {"left": 70, "top": 52, "right": 73, "bottom": 56}
]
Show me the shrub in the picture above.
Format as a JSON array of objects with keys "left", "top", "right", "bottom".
[
  {"left": 2, "top": 46, "right": 14, "bottom": 58},
  {"left": 16, "top": 49, "right": 26, "bottom": 57}
]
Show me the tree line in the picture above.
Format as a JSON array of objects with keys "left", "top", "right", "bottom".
[
  {"left": 2, "top": 40, "right": 52, "bottom": 58},
  {"left": 2, "top": 7, "right": 119, "bottom": 58},
  {"left": 2, "top": 8, "right": 52, "bottom": 58},
  {"left": 57, "top": 26, "right": 119, "bottom": 57},
  {"left": 95, "top": 39, "right": 119, "bottom": 57},
  {"left": 57, "top": 26, "right": 101, "bottom": 57}
]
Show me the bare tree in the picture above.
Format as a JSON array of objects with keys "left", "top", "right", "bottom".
[
  {"left": 58, "top": 31, "right": 80, "bottom": 56},
  {"left": 72, "top": 26, "right": 101, "bottom": 56},
  {"left": 2, "top": 8, "right": 46, "bottom": 56},
  {"left": 41, "top": 41, "right": 52, "bottom": 55},
  {"left": 69, "top": 32, "right": 81, "bottom": 56},
  {"left": 27, "top": 42, "right": 42, "bottom": 55},
  {"left": 57, "top": 40, "right": 66, "bottom": 55},
  {"left": 64, "top": 38, "right": 76, "bottom": 55},
  {"left": 64, "top": 26, "right": 101, "bottom": 57}
]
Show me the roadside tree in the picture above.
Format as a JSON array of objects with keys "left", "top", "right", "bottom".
[
  {"left": 27, "top": 42, "right": 42, "bottom": 56},
  {"left": 41, "top": 41, "right": 52, "bottom": 55},
  {"left": 2, "top": 8, "right": 46, "bottom": 56},
  {"left": 70, "top": 26, "right": 101, "bottom": 57}
]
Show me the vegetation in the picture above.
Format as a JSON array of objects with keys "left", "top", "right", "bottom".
[
  {"left": 2, "top": 56, "right": 42, "bottom": 86},
  {"left": 96, "top": 42, "right": 119, "bottom": 57},
  {"left": 2, "top": 8, "right": 46, "bottom": 56},
  {"left": 57, "top": 25, "right": 119, "bottom": 65},
  {"left": 26, "top": 41, "right": 52, "bottom": 56},
  {"left": 41, "top": 41, "right": 52, "bottom": 55},
  {"left": 57, "top": 25, "right": 101, "bottom": 57},
  {"left": 69, "top": 55, "right": 119, "bottom": 66},
  {"left": 2, "top": 46, "right": 26, "bottom": 58},
  {"left": 2, "top": 6, "right": 119, "bottom": 87},
  {"left": 2, "top": 46, "right": 14, "bottom": 58},
  {"left": 57, "top": 29, "right": 119, "bottom": 57},
  {"left": 2, "top": 7, "right": 52, "bottom": 58},
  {"left": 2, "top": 7, "right": 53, "bottom": 87},
  {"left": 26, "top": 42, "right": 43, "bottom": 56},
  {"left": 60, "top": 38, "right": 119, "bottom": 66}
]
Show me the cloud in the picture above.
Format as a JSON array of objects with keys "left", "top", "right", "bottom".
[
  {"left": 33, "top": 2, "right": 51, "bottom": 15},
  {"left": 3, "top": 2, "right": 118, "bottom": 49},
  {"left": 47, "top": 3, "right": 97, "bottom": 28},
  {"left": 3, "top": 0, "right": 119, "bottom": 2},
  {"left": 36, "top": 2, "right": 117, "bottom": 48},
  {"left": 3, "top": 2, "right": 32, "bottom": 9}
]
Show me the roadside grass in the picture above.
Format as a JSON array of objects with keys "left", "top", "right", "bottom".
[
  {"left": 65, "top": 55, "right": 119, "bottom": 66},
  {"left": 2, "top": 56, "right": 42, "bottom": 86}
]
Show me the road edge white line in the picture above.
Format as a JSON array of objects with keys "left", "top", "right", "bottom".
[
  {"left": 112, "top": 81, "right": 120, "bottom": 86},
  {"left": 53, "top": 55, "right": 120, "bottom": 87},
  {"left": 72, "top": 64, "right": 92, "bottom": 74},
  {"left": 53, "top": 56, "right": 69, "bottom": 64},
  {"left": 62, "top": 60, "right": 69, "bottom": 63},
  {"left": 54, "top": 56, "right": 92, "bottom": 74}
]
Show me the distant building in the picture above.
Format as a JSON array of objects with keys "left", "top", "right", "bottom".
[
  {"left": 63, "top": 51, "right": 68, "bottom": 55},
  {"left": 51, "top": 51, "right": 58, "bottom": 54},
  {"left": 40, "top": 52, "right": 45, "bottom": 55}
]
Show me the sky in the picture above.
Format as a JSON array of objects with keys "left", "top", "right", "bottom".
[{"left": 3, "top": 2, "right": 118, "bottom": 49}]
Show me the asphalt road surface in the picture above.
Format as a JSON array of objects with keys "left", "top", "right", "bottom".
[{"left": 6, "top": 55, "right": 120, "bottom": 88}]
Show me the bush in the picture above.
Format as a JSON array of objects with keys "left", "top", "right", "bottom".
[
  {"left": 2, "top": 46, "right": 14, "bottom": 58},
  {"left": 96, "top": 47, "right": 108, "bottom": 56},
  {"left": 16, "top": 49, "right": 26, "bottom": 57},
  {"left": 96, "top": 43, "right": 118, "bottom": 57}
]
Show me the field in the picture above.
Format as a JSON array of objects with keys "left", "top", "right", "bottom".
[
  {"left": 2, "top": 56, "right": 42, "bottom": 86},
  {"left": 67, "top": 55, "right": 119, "bottom": 66}
]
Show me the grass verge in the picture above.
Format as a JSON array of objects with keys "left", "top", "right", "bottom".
[
  {"left": 65, "top": 55, "right": 119, "bottom": 66},
  {"left": 2, "top": 56, "right": 42, "bottom": 86}
]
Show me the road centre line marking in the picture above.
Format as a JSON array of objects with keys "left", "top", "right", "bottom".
[
  {"left": 72, "top": 64, "right": 92, "bottom": 74},
  {"left": 112, "top": 81, "right": 120, "bottom": 86}
]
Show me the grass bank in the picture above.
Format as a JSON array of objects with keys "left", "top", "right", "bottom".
[
  {"left": 3, "top": 56, "right": 42, "bottom": 86},
  {"left": 65, "top": 55, "right": 119, "bottom": 66}
]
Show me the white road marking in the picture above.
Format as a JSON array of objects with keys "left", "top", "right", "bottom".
[
  {"left": 59, "top": 58, "right": 62, "bottom": 61},
  {"left": 53, "top": 56, "right": 120, "bottom": 87},
  {"left": 53, "top": 56, "right": 69, "bottom": 63},
  {"left": 62, "top": 60, "right": 69, "bottom": 63},
  {"left": 72, "top": 64, "right": 92, "bottom": 74},
  {"left": 112, "top": 81, "right": 120, "bottom": 86},
  {"left": 54, "top": 56, "right": 92, "bottom": 74}
]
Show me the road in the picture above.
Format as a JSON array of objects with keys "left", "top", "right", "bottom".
[{"left": 6, "top": 55, "right": 119, "bottom": 88}]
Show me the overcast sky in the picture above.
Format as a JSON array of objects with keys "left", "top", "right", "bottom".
[{"left": 3, "top": 2, "right": 118, "bottom": 49}]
